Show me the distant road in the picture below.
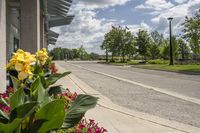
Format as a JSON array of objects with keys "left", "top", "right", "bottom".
[{"left": 58, "top": 61, "right": 200, "bottom": 128}]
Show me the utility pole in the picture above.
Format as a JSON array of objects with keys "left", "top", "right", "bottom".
[{"left": 168, "top": 17, "right": 174, "bottom": 65}]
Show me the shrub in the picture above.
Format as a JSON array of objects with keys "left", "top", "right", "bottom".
[
  {"left": 127, "top": 60, "right": 142, "bottom": 65},
  {"left": 148, "top": 59, "right": 169, "bottom": 64}
]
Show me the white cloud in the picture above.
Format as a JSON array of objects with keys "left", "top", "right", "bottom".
[
  {"left": 74, "top": 0, "right": 131, "bottom": 10},
  {"left": 173, "top": 0, "right": 188, "bottom": 4},
  {"left": 150, "top": 0, "right": 200, "bottom": 35},
  {"left": 135, "top": 0, "right": 174, "bottom": 11},
  {"left": 49, "top": 0, "right": 200, "bottom": 54},
  {"left": 50, "top": 9, "right": 117, "bottom": 54},
  {"left": 126, "top": 22, "right": 151, "bottom": 34},
  {"left": 49, "top": 0, "right": 137, "bottom": 54}
]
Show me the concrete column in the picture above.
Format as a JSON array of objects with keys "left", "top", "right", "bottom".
[
  {"left": 44, "top": 33, "right": 48, "bottom": 49},
  {"left": 0, "top": 0, "right": 7, "bottom": 92},
  {"left": 20, "top": 0, "right": 40, "bottom": 54},
  {"left": 40, "top": 14, "right": 44, "bottom": 49}
]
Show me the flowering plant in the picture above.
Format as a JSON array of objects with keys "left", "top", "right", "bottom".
[
  {"left": 76, "top": 118, "right": 107, "bottom": 133},
  {"left": 56, "top": 89, "right": 107, "bottom": 133},
  {"left": 0, "top": 48, "right": 99, "bottom": 133}
]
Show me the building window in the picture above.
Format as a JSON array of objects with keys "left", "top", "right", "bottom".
[{"left": 13, "top": 37, "right": 19, "bottom": 52}]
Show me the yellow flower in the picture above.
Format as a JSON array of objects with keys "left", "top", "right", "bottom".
[
  {"left": 36, "top": 48, "right": 49, "bottom": 65},
  {"left": 18, "top": 71, "right": 28, "bottom": 80},
  {"left": 24, "top": 52, "right": 36, "bottom": 63},
  {"left": 7, "top": 49, "right": 36, "bottom": 80},
  {"left": 15, "top": 63, "right": 23, "bottom": 71}
]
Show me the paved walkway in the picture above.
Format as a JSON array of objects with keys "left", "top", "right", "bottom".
[{"left": 56, "top": 62, "right": 200, "bottom": 133}]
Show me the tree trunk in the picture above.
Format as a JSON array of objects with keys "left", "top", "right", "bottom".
[
  {"left": 122, "top": 53, "right": 125, "bottom": 63},
  {"left": 106, "top": 48, "right": 108, "bottom": 63},
  {"left": 111, "top": 53, "right": 114, "bottom": 62},
  {"left": 181, "top": 47, "right": 185, "bottom": 60}
]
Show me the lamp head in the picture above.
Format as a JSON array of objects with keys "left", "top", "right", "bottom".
[{"left": 167, "top": 17, "right": 173, "bottom": 21}]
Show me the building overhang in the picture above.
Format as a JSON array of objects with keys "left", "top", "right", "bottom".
[
  {"left": 48, "top": 15, "right": 74, "bottom": 28},
  {"left": 47, "top": 30, "right": 59, "bottom": 45},
  {"left": 41, "top": 0, "right": 74, "bottom": 46}
]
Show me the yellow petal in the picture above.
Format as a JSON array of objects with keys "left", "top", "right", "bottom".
[
  {"left": 18, "top": 71, "right": 28, "bottom": 80},
  {"left": 16, "top": 49, "right": 24, "bottom": 53},
  {"left": 15, "top": 63, "right": 23, "bottom": 71}
]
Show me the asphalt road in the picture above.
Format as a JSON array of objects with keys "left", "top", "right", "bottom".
[{"left": 58, "top": 61, "right": 200, "bottom": 128}]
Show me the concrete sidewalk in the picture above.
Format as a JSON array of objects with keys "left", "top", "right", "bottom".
[{"left": 56, "top": 63, "right": 200, "bottom": 133}]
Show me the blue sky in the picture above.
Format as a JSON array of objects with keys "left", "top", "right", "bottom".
[{"left": 51, "top": 0, "right": 200, "bottom": 54}]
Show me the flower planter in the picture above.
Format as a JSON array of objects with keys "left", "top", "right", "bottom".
[{"left": 0, "top": 49, "right": 107, "bottom": 133}]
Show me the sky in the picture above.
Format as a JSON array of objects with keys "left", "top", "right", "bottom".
[{"left": 50, "top": 0, "right": 200, "bottom": 54}]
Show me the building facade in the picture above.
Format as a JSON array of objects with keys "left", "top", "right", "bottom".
[{"left": 0, "top": 0, "right": 74, "bottom": 92}]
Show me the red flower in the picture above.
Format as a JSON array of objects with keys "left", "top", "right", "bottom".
[
  {"left": 6, "top": 86, "right": 14, "bottom": 94},
  {"left": 88, "top": 128, "right": 92, "bottom": 133},
  {"left": 79, "top": 124, "right": 85, "bottom": 129},
  {"left": 89, "top": 119, "right": 95, "bottom": 125},
  {"left": 95, "top": 127, "right": 101, "bottom": 133},
  {"left": 102, "top": 128, "right": 108, "bottom": 132},
  {"left": 50, "top": 63, "right": 58, "bottom": 74}
]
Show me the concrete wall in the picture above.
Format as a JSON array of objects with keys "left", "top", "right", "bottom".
[
  {"left": 40, "top": 14, "right": 44, "bottom": 49},
  {"left": 20, "top": 0, "right": 40, "bottom": 54},
  {"left": 40, "top": 14, "right": 48, "bottom": 49},
  {"left": 0, "top": 0, "right": 7, "bottom": 92}
]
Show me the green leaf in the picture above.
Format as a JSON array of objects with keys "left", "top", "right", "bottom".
[
  {"left": 45, "top": 72, "right": 71, "bottom": 88},
  {"left": 28, "top": 119, "right": 47, "bottom": 133},
  {"left": 30, "top": 78, "right": 51, "bottom": 105},
  {"left": 35, "top": 99, "right": 65, "bottom": 133},
  {"left": 48, "top": 86, "right": 64, "bottom": 96},
  {"left": 62, "top": 95, "right": 98, "bottom": 129},
  {"left": 30, "top": 78, "right": 41, "bottom": 96},
  {"left": 0, "top": 118, "right": 22, "bottom": 133},
  {"left": 10, "top": 76, "right": 20, "bottom": 90},
  {"left": 30, "top": 78, "right": 51, "bottom": 106},
  {"left": 10, "top": 102, "right": 38, "bottom": 122},
  {"left": 34, "top": 64, "right": 44, "bottom": 76},
  {"left": 10, "top": 87, "right": 25, "bottom": 110},
  {"left": 0, "top": 110, "right": 9, "bottom": 123},
  {"left": 0, "top": 102, "right": 38, "bottom": 133}
]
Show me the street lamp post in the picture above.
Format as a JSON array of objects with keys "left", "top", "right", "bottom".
[{"left": 168, "top": 17, "right": 174, "bottom": 65}]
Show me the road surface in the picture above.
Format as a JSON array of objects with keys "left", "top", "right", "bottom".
[{"left": 58, "top": 61, "right": 200, "bottom": 128}]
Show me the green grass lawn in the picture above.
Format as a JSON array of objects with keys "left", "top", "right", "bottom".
[
  {"left": 135, "top": 64, "right": 200, "bottom": 74},
  {"left": 99, "top": 60, "right": 200, "bottom": 74}
]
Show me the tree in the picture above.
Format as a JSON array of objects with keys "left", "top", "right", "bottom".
[
  {"left": 49, "top": 47, "right": 62, "bottom": 60},
  {"left": 148, "top": 42, "right": 160, "bottom": 59},
  {"left": 90, "top": 53, "right": 99, "bottom": 60},
  {"left": 50, "top": 47, "right": 92, "bottom": 61},
  {"left": 101, "top": 26, "right": 135, "bottom": 62},
  {"left": 160, "top": 40, "right": 170, "bottom": 60},
  {"left": 72, "top": 49, "right": 80, "bottom": 59},
  {"left": 151, "top": 30, "right": 164, "bottom": 46},
  {"left": 78, "top": 45, "right": 87, "bottom": 60},
  {"left": 135, "top": 30, "right": 151, "bottom": 60},
  {"left": 101, "top": 40, "right": 109, "bottom": 62},
  {"left": 172, "top": 36, "right": 179, "bottom": 60},
  {"left": 160, "top": 37, "right": 179, "bottom": 60},
  {"left": 183, "top": 9, "right": 200, "bottom": 59},
  {"left": 177, "top": 38, "right": 190, "bottom": 60},
  {"left": 119, "top": 28, "right": 134, "bottom": 62}
]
